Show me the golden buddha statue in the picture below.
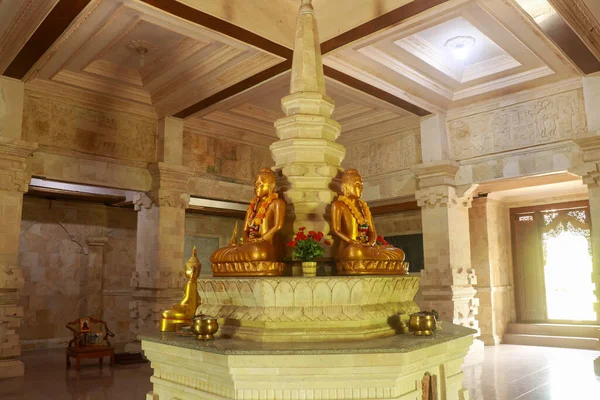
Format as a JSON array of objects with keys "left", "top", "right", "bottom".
[
  {"left": 160, "top": 247, "right": 201, "bottom": 332},
  {"left": 211, "top": 168, "right": 286, "bottom": 276},
  {"left": 331, "top": 169, "right": 409, "bottom": 275}
]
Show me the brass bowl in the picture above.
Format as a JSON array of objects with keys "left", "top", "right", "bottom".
[
  {"left": 191, "top": 316, "right": 219, "bottom": 341},
  {"left": 409, "top": 311, "right": 437, "bottom": 336}
]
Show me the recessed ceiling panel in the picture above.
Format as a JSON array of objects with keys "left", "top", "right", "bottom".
[{"left": 395, "top": 16, "right": 521, "bottom": 83}]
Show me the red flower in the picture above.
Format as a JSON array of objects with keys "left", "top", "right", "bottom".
[
  {"left": 308, "top": 231, "right": 317, "bottom": 238},
  {"left": 287, "top": 240, "right": 297, "bottom": 247},
  {"left": 299, "top": 227, "right": 306, "bottom": 231},
  {"left": 324, "top": 240, "right": 332, "bottom": 246},
  {"left": 295, "top": 232, "right": 307, "bottom": 241},
  {"left": 376, "top": 235, "right": 388, "bottom": 246}
]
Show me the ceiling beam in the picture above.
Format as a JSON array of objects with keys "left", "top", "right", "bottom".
[
  {"left": 4, "top": 0, "right": 92, "bottom": 80},
  {"left": 321, "top": 0, "right": 450, "bottom": 54},
  {"left": 174, "top": 59, "right": 291, "bottom": 119},
  {"left": 140, "top": 0, "right": 292, "bottom": 59},
  {"left": 536, "top": 9, "right": 600, "bottom": 74},
  {"left": 324, "top": 66, "right": 431, "bottom": 117},
  {"left": 546, "top": 0, "right": 600, "bottom": 65}
]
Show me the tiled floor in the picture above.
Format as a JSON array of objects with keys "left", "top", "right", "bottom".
[
  {"left": 464, "top": 344, "right": 600, "bottom": 400},
  {"left": 0, "top": 346, "right": 152, "bottom": 400},
  {"left": 0, "top": 344, "right": 598, "bottom": 399}
]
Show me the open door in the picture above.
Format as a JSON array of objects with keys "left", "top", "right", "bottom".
[{"left": 512, "top": 212, "right": 547, "bottom": 321}]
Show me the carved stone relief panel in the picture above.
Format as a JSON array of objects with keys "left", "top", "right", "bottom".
[
  {"left": 343, "top": 130, "right": 421, "bottom": 177},
  {"left": 183, "top": 130, "right": 273, "bottom": 183},
  {"left": 22, "top": 95, "right": 157, "bottom": 163},
  {"left": 448, "top": 89, "right": 587, "bottom": 160}
]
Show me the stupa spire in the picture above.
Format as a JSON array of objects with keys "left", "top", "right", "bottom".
[
  {"left": 289, "top": 0, "right": 326, "bottom": 96},
  {"left": 270, "top": 0, "right": 346, "bottom": 237}
]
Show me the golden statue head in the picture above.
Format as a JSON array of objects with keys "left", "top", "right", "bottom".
[
  {"left": 185, "top": 246, "right": 201, "bottom": 279},
  {"left": 254, "top": 168, "right": 277, "bottom": 198},
  {"left": 341, "top": 169, "right": 364, "bottom": 199}
]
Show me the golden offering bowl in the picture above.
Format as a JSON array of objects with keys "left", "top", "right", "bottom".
[
  {"left": 191, "top": 315, "right": 219, "bottom": 341},
  {"left": 409, "top": 310, "right": 438, "bottom": 336}
]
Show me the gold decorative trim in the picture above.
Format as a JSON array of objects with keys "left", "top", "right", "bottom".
[
  {"left": 337, "top": 260, "right": 409, "bottom": 275},
  {"left": 211, "top": 261, "right": 285, "bottom": 277}
]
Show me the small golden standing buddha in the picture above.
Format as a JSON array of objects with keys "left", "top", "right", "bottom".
[
  {"left": 160, "top": 247, "right": 201, "bottom": 332},
  {"left": 210, "top": 168, "right": 286, "bottom": 276},
  {"left": 331, "top": 169, "right": 409, "bottom": 275}
]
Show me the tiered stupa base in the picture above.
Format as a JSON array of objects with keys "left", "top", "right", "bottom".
[
  {"left": 141, "top": 323, "right": 475, "bottom": 400},
  {"left": 195, "top": 275, "right": 420, "bottom": 342}
]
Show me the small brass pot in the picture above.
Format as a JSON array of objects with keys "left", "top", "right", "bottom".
[
  {"left": 191, "top": 315, "right": 219, "bottom": 341},
  {"left": 409, "top": 310, "right": 438, "bottom": 336}
]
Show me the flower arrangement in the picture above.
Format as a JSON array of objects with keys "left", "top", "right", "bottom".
[
  {"left": 376, "top": 235, "right": 389, "bottom": 246},
  {"left": 287, "top": 227, "right": 331, "bottom": 261}
]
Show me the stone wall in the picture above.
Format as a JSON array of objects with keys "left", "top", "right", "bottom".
[
  {"left": 448, "top": 88, "right": 587, "bottom": 161},
  {"left": 373, "top": 211, "right": 422, "bottom": 236},
  {"left": 343, "top": 130, "right": 421, "bottom": 178},
  {"left": 184, "top": 213, "right": 243, "bottom": 277},
  {"left": 183, "top": 129, "right": 273, "bottom": 184},
  {"left": 22, "top": 91, "right": 157, "bottom": 163},
  {"left": 18, "top": 197, "right": 136, "bottom": 348}
]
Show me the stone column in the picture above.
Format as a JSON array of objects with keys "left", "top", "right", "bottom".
[
  {"left": 85, "top": 237, "right": 109, "bottom": 319},
  {"left": 271, "top": 0, "right": 345, "bottom": 235},
  {"left": 0, "top": 77, "right": 37, "bottom": 378},
  {"left": 572, "top": 135, "right": 600, "bottom": 319},
  {"left": 412, "top": 161, "right": 479, "bottom": 330},
  {"left": 130, "top": 116, "right": 192, "bottom": 337},
  {"left": 469, "top": 198, "right": 514, "bottom": 345}
]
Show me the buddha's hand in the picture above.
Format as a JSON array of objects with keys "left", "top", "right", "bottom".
[{"left": 249, "top": 238, "right": 265, "bottom": 243}]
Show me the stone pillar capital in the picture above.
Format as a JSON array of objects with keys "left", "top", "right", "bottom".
[
  {"left": 415, "top": 185, "right": 474, "bottom": 209},
  {"left": 148, "top": 162, "right": 193, "bottom": 191},
  {"left": 0, "top": 137, "right": 37, "bottom": 193},
  {"left": 571, "top": 134, "right": 600, "bottom": 188},
  {"left": 411, "top": 160, "right": 460, "bottom": 188}
]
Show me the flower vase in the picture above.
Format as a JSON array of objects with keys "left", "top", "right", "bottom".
[{"left": 301, "top": 261, "right": 317, "bottom": 277}]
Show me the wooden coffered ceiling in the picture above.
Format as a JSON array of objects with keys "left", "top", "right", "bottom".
[{"left": 2, "top": 0, "right": 600, "bottom": 147}]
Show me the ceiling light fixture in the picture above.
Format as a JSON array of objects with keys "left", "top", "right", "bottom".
[
  {"left": 444, "top": 36, "right": 476, "bottom": 61},
  {"left": 126, "top": 40, "right": 154, "bottom": 68}
]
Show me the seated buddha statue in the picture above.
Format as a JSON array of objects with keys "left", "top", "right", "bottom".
[
  {"left": 160, "top": 247, "right": 201, "bottom": 332},
  {"left": 210, "top": 168, "right": 286, "bottom": 276},
  {"left": 331, "top": 169, "right": 409, "bottom": 275}
]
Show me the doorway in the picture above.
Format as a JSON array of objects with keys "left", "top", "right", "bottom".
[{"left": 511, "top": 201, "right": 597, "bottom": 323}]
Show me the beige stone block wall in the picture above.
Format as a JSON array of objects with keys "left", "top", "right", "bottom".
[
  {"left": 373, "top": 211, "right": 422, "bottom": 237},
  {"left": 184, "top": 213, "right": 242, "bottom": 277},
  {"left": 22, "top": 92, "right": 157, "bottom": 163},
  {"left": 183, "top": 129, "right": 273, "bottom": 185},
  {"left": 448, "top": 88, "right": 587, "bottom": 161},
  {"left": 343, "top": 130, "right": 421, "bottom": 178},
  {"left": 18, "top": 197, "right": 136, "bottom": 348}
]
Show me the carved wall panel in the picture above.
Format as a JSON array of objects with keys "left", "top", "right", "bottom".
[
  {"left": 343, "top": 130, "right": 421, "bottom": 177},
  {"left": 448, "top": 89, "right": 587, "bottom": 160},
  {"left": 183, "top": 129, "right": 273, "bottom": 183},
  {"left": 22, "top": 95, "right": 157, "bottom": 163}
]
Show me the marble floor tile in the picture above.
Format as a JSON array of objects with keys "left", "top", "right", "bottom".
[
  {"left": 464, "top": 344, "right": 600, "bottom": 400},
  {"left": 0, "top": 343, "right": 598, "bottom": 399}
]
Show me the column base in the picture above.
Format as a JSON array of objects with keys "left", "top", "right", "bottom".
[{"left": 0, "top": 359, "right": 24, "bottom": 379}]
